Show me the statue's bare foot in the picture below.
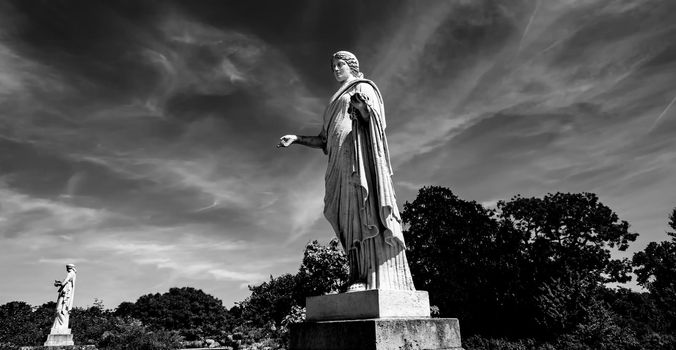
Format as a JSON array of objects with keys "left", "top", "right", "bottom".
[{"left": 346, "top": 282, "right": 366, "bottom": 293}]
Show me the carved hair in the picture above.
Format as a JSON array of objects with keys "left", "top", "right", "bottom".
[{"left": 331, "top": 50, "right": 364, "bottom": 79}]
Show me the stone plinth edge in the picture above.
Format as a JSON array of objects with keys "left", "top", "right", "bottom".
[
  {"left": 290, "top": 317, "right": 463, "bottom": 350},
  {"left": 306, "top": 289, "right": 431, "bottom": 321},
  {"left": 43, "top": 333, "right": 74, "bottom": 347}
]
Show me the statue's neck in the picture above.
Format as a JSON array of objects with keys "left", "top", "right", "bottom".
[{"left": 339, "top": 76, "right": 358, "bottom": 87}]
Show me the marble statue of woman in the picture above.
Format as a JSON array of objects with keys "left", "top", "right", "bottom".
[
  {"left": 51, "top": 263, "right": 77, "bottom": 332},
  {"left": 278, "top": 51, "right": 415, "bottom": 292}
]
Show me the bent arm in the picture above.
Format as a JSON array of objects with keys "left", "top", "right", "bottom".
[{"left": 350, "top": 83, "right": 379, "bottom": 124}]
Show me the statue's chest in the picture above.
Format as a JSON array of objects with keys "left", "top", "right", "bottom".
[{"left": 326, "top": 96, "right": 353, "bottom": 136}]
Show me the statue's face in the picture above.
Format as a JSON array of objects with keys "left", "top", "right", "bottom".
[{"left": 332, "top": 58, "right": 352, "bottom": 82}]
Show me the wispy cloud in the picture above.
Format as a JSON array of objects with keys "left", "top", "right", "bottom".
[
  {"left": 517, "top": 0, "right": 540, "bottom": 53},
  {"left": 37, "top": 258, "right": 89, "bottom": 265},
  {"left": 87, "top": 229, "right": 268, "bottom": 284},
  {"left": 0, "top": 185, "right": 110, "bottom": 240},
  {"left": 651, "top": 93, "right": 676, "bottom": 129}
]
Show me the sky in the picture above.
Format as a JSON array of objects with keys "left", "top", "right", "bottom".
[{"left": 1, "top": 0, "right": 675, "bottom": 309}]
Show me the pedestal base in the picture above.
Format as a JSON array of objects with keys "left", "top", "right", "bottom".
[
  {"left": 290, "top": 318, "right": 463, "bottom": 350},
  {"left": 44, "top": 333, "right": 74, "bottom": 347},
  {"left": 20, "top": 346, "right": 96, "bottom": 350}
]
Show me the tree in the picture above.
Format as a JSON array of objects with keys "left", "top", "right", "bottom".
[
  {"left": 295, "top": 238, "right": 349, "bottom": 300},
  {"left": 402, "top": 186, "right": 523, "bottom": 336},
  {"left": 121, "top": 287, "right": 230, "bottom": 340},
  {"left": 238, "top": 274, "right": 298, "bottom": 328},
  {"left": 601, "top": 287, "right": 676, "bottom": 349},
  {"left": 70, "top": 299, "right": 118, "bottom": 345},
  {"left": 114, "top": 301, "right": 136, "bottom": 318},
  {"left": 632, "top": 207, "right": 676, "bottom": 333},
  {"left": 497, "top": 192, "right": 637, "bottom": 337},
  {"left": 0, "top": 301, "right": 47, "bottom": 346},
  {"left": 232, "top": 239, "right": 348, "bottom": 348},
  {"left": 553, "top": 294, "right": 640, "bottom": 350},
  {"left": 97, "top": 317, "right": 182, "bottom": 350},
  {"left": 402, "top": 187, "right": 639, "bottom": 339},
  {"left": 237, "top": 238, "right": 349, "bottom": 328},
  {"left": 498, "top": 192, "right": 637, "bottom": 284}
]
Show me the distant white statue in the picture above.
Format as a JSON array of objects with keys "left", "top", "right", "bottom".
[
  {"left": 50, "top": 263, "right": 77, "bottom": 332},
  {"left": 278, "top": 51, "right": 415, "bottom": 292}
]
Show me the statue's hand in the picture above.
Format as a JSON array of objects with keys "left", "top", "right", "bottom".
[
  {"left": 350, "top": 92, "right": 368, "bottom": 111},
  {"left": 54, "top": 280, "right": 61, "bottom": 287},
  {"left": 277, "top": 135, "right": 298, "bottom": 148}
]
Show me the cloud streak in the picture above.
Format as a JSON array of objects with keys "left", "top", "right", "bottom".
[
  {"left": 651, "top": 93, "right": 676, "bottom": 129},
  {"left": 89, "top": 233, "right": 267, "bottom": 283}
]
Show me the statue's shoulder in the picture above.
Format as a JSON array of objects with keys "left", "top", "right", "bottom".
[{"left": 353, "top": 79, "right": 379, "bottom": 95}]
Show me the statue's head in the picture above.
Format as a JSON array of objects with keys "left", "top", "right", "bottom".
[
  {"left": 66, "top": 263, "right": 76, "bottom": 272},
  {"left": 331, "top": 51, "right": 364, "bottom": 81}
]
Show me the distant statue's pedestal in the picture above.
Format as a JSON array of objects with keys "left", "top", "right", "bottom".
[
  {"left": 290, "top": 290, "right": 463, "bottom": 350},
  {"left": 44, "top": 327, "right": 74, "bottom": 347},
  {"left": 21, "top": 344, "right": 95, "bottom": 350},
  {"left": 20, "top": 330, "right": 92, "bottom": 350}
]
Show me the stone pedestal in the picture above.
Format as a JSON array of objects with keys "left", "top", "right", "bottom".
[
  {"left": 44, "top": 329, "right": 74, "bottom": 347},
  {"left": 306, "top": 290, "right": 431, "bottom": 321},
  {"left": 21, "top": 345, "right": 96, "bottom": 350},
  {"left": 290, "top": 290, "right": 463, "bottom": 350}
]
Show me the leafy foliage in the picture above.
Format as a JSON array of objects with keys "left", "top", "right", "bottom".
[
  {"left": 231, "top": 239, "right": 346, "bottom": 348},
  {"left": 552, "top": 300, "right": 640, "bottom": 350},
  {"left": 535, "top": 273, "right": 598, "bottom": 335},
  {"left": 295, "top": 238, "right": 349, "bottom": 298},
  {"left": 499, "top": 192, "right": 637, "bottom": 284},
  {"left": 402, "top": 187, "right": 640, "bottom": 339},
  {"left": 632, "top": 207, "right": 676, "bottom": 334},
  {"left": 238, "top": 273, "right": 298, "bottom": 329},
  {"left": 237, "top": 238, "right": 348, "bottom": 328},
  {"left": 402, "top": 186, "right": 523, "bottom": 336},
  {"left": 115, "top": 287, "right": 230, "bottom": 341},
  {"left": 0, "top": 301, "right": 51, "bottom": 346},
  {"left": 278, "top": 305, "right": 306, "bottom": 346},
  {"left": 97, "top": 318, "right": 182, "bottom": 350},
  {"left": 70, "top": 299, "right": 118, "bottom": 345},
  {"left": 0, "top": 300, "right": 184, "bottom": 350},
  {"left": 463, "top": 335, "right": 552, "bottom": 350}
]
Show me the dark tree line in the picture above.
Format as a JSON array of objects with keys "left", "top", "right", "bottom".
[
  {"left": 0, "top": 298, "right": 183, "bottom": 350},
  {"left": 402, "top": 186, "right": 675, "bottom": 349},
  {"left": 114, "top": 287, "right": 230, "bottom": 340}
]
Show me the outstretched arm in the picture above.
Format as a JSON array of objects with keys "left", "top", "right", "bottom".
[{"left": 277, "top": 134, "right": 325, "bottom": 149}]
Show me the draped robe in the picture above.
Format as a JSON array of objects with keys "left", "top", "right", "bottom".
[
  {"left": 52, "top": 270, "right": 76, "bottom": 331},
  {"left": 320, "top": 79, "right": 415, "bottom": 290}
]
